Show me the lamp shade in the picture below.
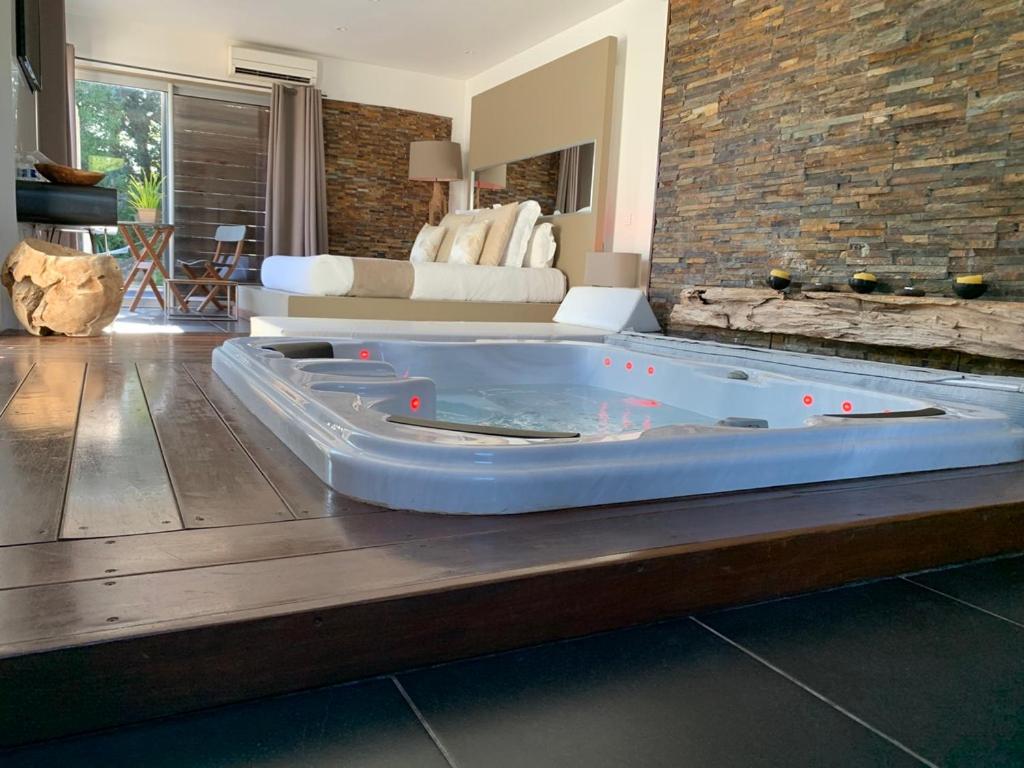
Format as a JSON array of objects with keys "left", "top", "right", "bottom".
[
  {"left": 584, "top": 252, "right": 640, "bottom": 288},
  {"left": 409, "top": 141, "right": 463, "bottom": 182}
]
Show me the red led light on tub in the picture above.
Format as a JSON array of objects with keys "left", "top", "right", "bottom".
[
  {"left": 842, "top": 400, "right": 854, "bottom": 412},
  {"left": 647, "top": 366, "right": 656, "bottom": 376},
  {"left": 802, "top": 394, "right": 814, "bottom": 407},
  {"left": 359, "top": 348, "right": 370, "bottom": 360},
  {"left": 409, "top": 396, "right": 421, "bottom": 411},
  {"left": 625, "top": 361, "right": 634, "bottom": 371},
  {"left": 603, "top": 357, "right": 612, "bottom": 367},
  {"left": 626, "top": 397, "right": 661, "bottom": 408}
]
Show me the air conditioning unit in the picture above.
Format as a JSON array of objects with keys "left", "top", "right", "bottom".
[{"left": 228, "top": 46, "right": 319, "bottom": 87}]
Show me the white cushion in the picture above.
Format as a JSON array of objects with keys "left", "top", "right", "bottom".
[
  {"left": 249, "top": 316, "right": 608, "bottom": 340},
  {"left": 409, "top": 224, "right": 446, "bottom": 263},
  {"left": 525, "top": 223, "right": 557, "bottom": 268},
  {"left": 553, "top": 287, "right": 661, "bottom": 332},
  {"left": 449, "top": 220, "right": 491, "bottom": 265},
  {"left": 261, "top": 254, "right": 353, "bottom": 296},
  {"left": 502, "top": 200, "right": 542, "bottom": 267}
]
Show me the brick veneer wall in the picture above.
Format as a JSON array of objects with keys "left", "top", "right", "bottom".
[
  {"left": 477, "top": 151, "right": 560, "bottom": 214},
  {"left": 322, "top": 100, "right": 452, "bottom": 259},
  {"left": 650, "top": 0, "right": 1024, "bottom": 324}
]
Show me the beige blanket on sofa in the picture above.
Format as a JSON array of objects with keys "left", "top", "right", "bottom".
[{"left": 348, "top": 257, "right": 414, "bottom": 298}]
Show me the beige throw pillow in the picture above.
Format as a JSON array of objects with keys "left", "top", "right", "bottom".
[
  {"left": 449, "top": 220, "right": 491, "bottom": 265},
  {"left": 473, "top": 204, "right": 519, "bottom": 267},
  {"left": 409, "top": 223, "right": 446, "bottom": 263},
  {"left": 436, "top": 212, "right": 476, "bottom": 262}
]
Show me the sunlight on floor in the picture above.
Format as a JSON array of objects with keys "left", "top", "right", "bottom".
[
  {"left": 103, "top": 307, "right": 189, "bottom": 335},
  {"left": 104, "top": 319, "right": 186, "bottom": 335},
  {"left": 101, "top": 306, "right": 248, "bottom": 335}
]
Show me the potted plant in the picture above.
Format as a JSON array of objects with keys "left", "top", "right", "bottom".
[{"left": 126, "top": 170, "right": 163, "bottom": 224}]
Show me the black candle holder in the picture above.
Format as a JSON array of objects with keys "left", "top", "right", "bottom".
[
  {"left": 767, "top": 269, "right": 791, "bottom": 291},
  {"left": 953, "top": 275, "right": 987, "bottom": 299},
  {"left": 848, "top": 272, "right": 878, "bottom": 294}
]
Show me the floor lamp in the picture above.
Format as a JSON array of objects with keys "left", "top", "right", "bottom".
[{"left": 409, "top": 140, "right": 463, "bottom": 225}]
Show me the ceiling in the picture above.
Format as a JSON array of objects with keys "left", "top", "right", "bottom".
[{"left": 67, "top": 0, "right": 625, "bottom": 79}]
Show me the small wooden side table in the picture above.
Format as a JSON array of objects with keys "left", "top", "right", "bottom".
[
  {"left": 120, "top": 222, "right": 174, "bottom": 311},
  {"left": 165, "top": 278, "right": 238, "bottom": 321}
]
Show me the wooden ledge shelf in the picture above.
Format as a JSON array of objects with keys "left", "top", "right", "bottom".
[{"left": 670, "top": 287, "right": 1024, "bottom": 361}]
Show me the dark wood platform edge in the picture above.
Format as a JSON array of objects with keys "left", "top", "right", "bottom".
[{"left": 6, "top": 500, "right": 1023, "bottom": 748}]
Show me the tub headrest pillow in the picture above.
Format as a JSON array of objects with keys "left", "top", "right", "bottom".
[{"left": 263, "top": 341, "right": 335, "bottom": 359}]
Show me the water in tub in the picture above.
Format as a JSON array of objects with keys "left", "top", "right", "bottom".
[{"left": 434, "top": 384, "right": 715, "bottom": 436}]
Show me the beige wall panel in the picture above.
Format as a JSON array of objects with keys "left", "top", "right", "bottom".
[{"left": 469, "top": 37, "right": 617, "bottom": 288}]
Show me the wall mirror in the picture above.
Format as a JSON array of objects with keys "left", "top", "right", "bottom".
[{"left": 472, "top": 141, "right": 595, "bottom": 216}]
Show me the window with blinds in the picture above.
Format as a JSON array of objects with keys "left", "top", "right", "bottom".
[{"left": 172, "top": 89, "right": 269, "bottom": 280}]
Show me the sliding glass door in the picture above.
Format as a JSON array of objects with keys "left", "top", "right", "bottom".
[
  {"left": 75, "top": 77, "right": 167, "bottom": 280},
  {"left": 74, "top": 70, "right": 269, "bottom": 290}
]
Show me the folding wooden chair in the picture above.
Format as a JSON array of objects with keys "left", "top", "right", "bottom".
[{"left": 176, "top": 225, "right": 248, "bottom": 312}]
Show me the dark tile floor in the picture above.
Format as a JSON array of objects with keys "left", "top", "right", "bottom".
[{"left": 6, "top": 554, "right": 1023, "bottom": 767}]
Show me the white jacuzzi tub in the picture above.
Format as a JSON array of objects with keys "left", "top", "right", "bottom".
[{"left": 213, "top": 336, "right": 1024, "bottom": 514}]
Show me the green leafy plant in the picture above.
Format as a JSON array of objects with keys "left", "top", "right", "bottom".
[{"left": 125, "top": 170, "right": 163, "bottom": 210}]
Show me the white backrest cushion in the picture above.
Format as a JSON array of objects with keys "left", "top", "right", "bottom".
[
  {"left": 553, "top": 287, "right": 661, "bottom": 332},
  {"left": 525, "top": 223, "right": 557, "bottom": 268},
  {"left": 260, "top": 254, "right": 354, "bottom": 296},
  {"left": 409, "top": 224, "right": 446, "bottom": 263},
  {"left": 502, "top": 201, "right": 542, "bottom": 267}
]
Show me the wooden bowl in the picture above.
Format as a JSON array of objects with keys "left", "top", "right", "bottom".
[{"left": 34, "top": 163, "right": 106, "bottom": 186}]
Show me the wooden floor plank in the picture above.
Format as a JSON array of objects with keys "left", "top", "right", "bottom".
[
  {"left": 0, "top": 333, "right": 235, "bottom": 365},
  {"left": 185, "top": 363, "right": 380, "bottom": 518},
  {"left": 0, "top": 362, "right": 86, "bottom": 546},
  {"left": 0, "top": 359, "right": 33, "bottom": 416},
  {"left": 137, "top": 363, "right": 292, "bottom": 527},
  {"left": 3, "top": 462, "right": 1023, "bottom": 591},
  {"left": 61, "top": 365, "right": 182, "bottom": 539}
]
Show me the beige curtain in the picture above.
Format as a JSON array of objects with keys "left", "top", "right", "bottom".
[
  {"left": 556, "top": 145, "right": 581, "bottom": 214},
  {"left": 264, "top": 84, "right": 328, "bottom": 256}
]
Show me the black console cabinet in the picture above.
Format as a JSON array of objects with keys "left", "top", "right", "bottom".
[{"left": 16, "top": 181, "right": 118, "bottom": 226}]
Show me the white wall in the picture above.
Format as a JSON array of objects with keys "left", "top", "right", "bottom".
[
  {"left": 66, "top": 13, "right": 466, "bottom": 121},
  {"left": 456, "top": 0, "right": 669, "bottom": 274}
]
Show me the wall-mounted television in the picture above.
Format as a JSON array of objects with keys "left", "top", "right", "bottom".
[{"left": 16, "top": 0, "right": 41, "bottom": 92}]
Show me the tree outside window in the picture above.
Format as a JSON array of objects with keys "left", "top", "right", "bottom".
[{"left": 75, "top": 79, "right": 166, "bottom": 277}]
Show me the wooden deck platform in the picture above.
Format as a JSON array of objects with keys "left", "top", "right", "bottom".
[{"left": 2, "top": 332, "right": 1023, "bottom": 748}]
